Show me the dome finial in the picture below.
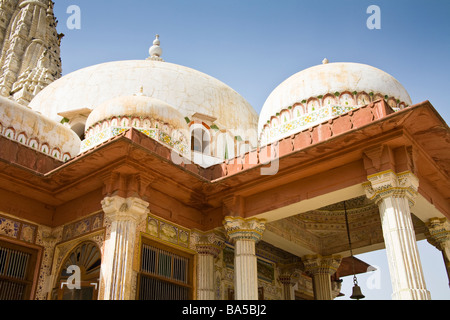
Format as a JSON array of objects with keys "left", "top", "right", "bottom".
[
  {"left": 148, "top": 34, "right": 164, "bottom": 62},
  {"left": 322, "top": 58, "right": 329, "bottom": 64},
  {"left": 154, "top": 34, "right": 160, "bottom": 46},
  {"left": 136, "top": 86, "right": 145, "bottom": 96}
]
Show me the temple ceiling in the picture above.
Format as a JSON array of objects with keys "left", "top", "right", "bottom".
[{"left": 265, "top": 195, "right": 428, "bottom": 257}]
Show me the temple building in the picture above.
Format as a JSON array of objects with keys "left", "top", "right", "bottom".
[{"left": 0, "top": 0, "right": 449, "bottom": 301}]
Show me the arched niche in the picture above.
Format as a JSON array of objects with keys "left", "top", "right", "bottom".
[
  {"left": 53, "top": 241, "right": 101, "bottom": 300},
  {"left": 190, "top": 123, "right": 211, "bottom": 155}
]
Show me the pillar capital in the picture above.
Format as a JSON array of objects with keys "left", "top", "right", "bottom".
[
  {"left": 426, "top": 218, "right": 450, "bottom": 287},
  {"left": 426, "top": 218, "right": 450, "bottom": 249},
  {"left": 363, "top": 170, "right": 419, "bottom": 206},
  {"left": 101, "top": 196, "right": 149, "bottom": 223},
  {"left": 303, "top": 254, "right": 342, "bottom": 276},
  {"left": 223, "top": 216, "right": 266, "bottom": 243},
  {"left": 278, "top": 273, "right": 297, "bottom": 286},
  {"left": 195, "top": 231, "right": 226, "bottom": 258}
]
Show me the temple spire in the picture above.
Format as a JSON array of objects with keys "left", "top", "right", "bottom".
[{"left": 0, "top": 0, "right": 63, "bottom": 106}]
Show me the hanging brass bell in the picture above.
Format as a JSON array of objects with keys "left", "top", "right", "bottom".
[{"left": 350, "top": 284, "right": 365, "bottom": 300}]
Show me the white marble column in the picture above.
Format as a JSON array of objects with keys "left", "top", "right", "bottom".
[
  {"left": 364, "top": 170, "right": 431, "bottom": 300},
  {"left": 303, "top": 255, "right": 341, "bottom": 300},
  {"left": 100, "top": 196, "right": 149, "bottom": 300},
  {"left": 223, "top": 217, "right": 266, "bottom": 300},
  {"left": 195, "top": 231, "right": 225, "bottom": 300},
  {"left": 426, "top": 217, "right": 450, "bottom": 287}
]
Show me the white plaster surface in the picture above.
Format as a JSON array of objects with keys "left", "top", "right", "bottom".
[{"left": 29, "top": 60, "right": 258, "bottom": 138}]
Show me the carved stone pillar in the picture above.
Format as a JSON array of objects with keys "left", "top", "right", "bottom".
[
  {"left": 303, "top": 255, "right": 341, "bottom": 300},
  {"left": 100, "top": 196, "right": 149, "bottom": 300},
  {"left": 426, "top": 218, "right": 450, "bottom": 287},
  {"left": 364, "top": 170, "right": 430, "bottom": 300},
  {"left": 195, "top": 231, "right": 226, "bottom": 300},
  {"left": 39, "top": 226, "right": 63, "bottom": 300},
  {"left": 223, "top": 216, "right": 266, "bottom": 300}
]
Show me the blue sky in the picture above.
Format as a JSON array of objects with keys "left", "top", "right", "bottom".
[{"left": 53, "top": 0, "right": 449, "bottom": 300}]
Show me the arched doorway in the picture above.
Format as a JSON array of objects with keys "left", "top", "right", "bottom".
[{"left": 54, "top": 241, "right": 101, "bottom": 300}]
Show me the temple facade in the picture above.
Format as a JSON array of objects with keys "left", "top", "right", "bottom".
[{"left": 0, "top": 1, "right": 449, "bottom": 301}]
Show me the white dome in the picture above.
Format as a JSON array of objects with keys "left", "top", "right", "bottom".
[
  {"left": 259, "top": 62, "right": 412, "bottom": 143},
  {"left": 0, "top": 96, "right": 80, "bottom": 161},
  {"left": 82, "top": 94, "right": 190, "bottom": 155},
  {"left": 29, "top": 60, "right": 258, "bottom": 137},
  {"left": 86, "top": 95, "right": 187, "bottom": 131}
]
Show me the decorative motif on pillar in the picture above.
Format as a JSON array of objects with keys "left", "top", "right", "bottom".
[
  {"left": 363, "top": 170, "right": 431, "bottom": 300},
  {"left": 37, "top": 225, "right": 63, "bottom": 300},
  {"left": 223, "top": 216, "right": 266, "bottom": 300},
  {"left": 278, "top": 273, "right": 297, "bottom": 300},
  {"left": 195, "top": 231, "right": 226, "bottom": 257},
  {"left": 102, "top": 196, "right": 149, "bottom": 222},
  {"left": 303, "top": 255, "right": 341, "bottom": 276},
  {"left": 303, "top": 254, "right": 341, "bottom": 300},
  {"left": 426, "top": 218, "right": 450, "bottom": 287},
  {"left": 195, "top": 231, "right": 226, "bottom": 300},
  {"left": 100, "top": 196, "right": 149, "bottom": 300},
  {"left": 364, "top": 170, "right": 419, "bottom": 206},
  {"left": 277, "top": 274, "right": 295, "bottom": 286},
  {"left": 223, "top": 217, "right": 266, "bottom": 243}
]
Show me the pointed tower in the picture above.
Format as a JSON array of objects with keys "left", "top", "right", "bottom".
[{"left": 0, "top": 0, "right": 63, "bottom": 106}]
